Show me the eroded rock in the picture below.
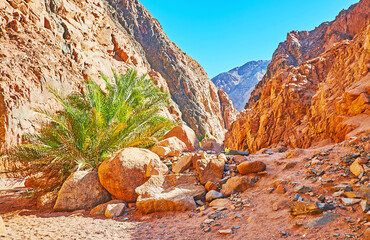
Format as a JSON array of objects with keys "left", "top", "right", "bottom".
[
  {"left": 136, "top": 174, "right": 205, "bottom": 214},
  {"left": 54, "top": 171, "right": 111, "bottom": 212},
  {"left": 98, "top": 148, "right": 168, "bottom": 202}
]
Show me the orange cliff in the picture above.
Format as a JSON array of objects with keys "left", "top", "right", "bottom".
[
  {"left": 225, "top": 0, "right": 370, "bottom": 153},
  {"left": 0, "top": 0, "right": 237, "bottom": 152}
]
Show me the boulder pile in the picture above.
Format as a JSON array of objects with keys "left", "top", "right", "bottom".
[{"left": 52, "top": 125, "right": 267, "bottom": 216}]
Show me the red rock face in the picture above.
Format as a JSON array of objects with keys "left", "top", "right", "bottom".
[
  {"left": 0, "top": 0, "right": 236, "bottom": 152},
  {"left": 225, "top": 0, "right": 370, "bottom": 153},
  {"left": 248, "top": 0, "right": 370, "bottom": 107}
]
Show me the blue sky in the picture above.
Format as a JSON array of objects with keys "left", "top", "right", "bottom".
[{"left": 140, "top": 0, "right": 359, "bottom": 78}]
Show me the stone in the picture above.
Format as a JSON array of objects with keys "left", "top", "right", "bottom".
[
  {"left": 105, "top": 203, "right": 126, "bottom": 218},
  {"left": 220, "top": 176, "right": 255, "bottom": 196},
  {"left": 204, "top": 219, "right": 214, "bottom": 224},
  {"left": 361, "top": 200, "right": 370, "bottom": 212},
  {"left": 218, "top": 229, "right": 233, "bottom": 234},
  {"left": 237, "top": 161, "right": 266, "bottom": 174},
  {"left": 54, "top": 171, "right": 111, "bottom": 212},
  {"left": 209, "top": 199, "right": 231, "bottom": 208},
  {"left": 294, "top": 185, "right": 311, "bottom": 194},
  {"left": 135, "top": 174, "right": 206, "bottom": 214},
  {"left": 164, "top": 125, "right": 198, "bottom": 151},
  {"left": 201, "top": 138, "right": 223, "bottom": 153},
  {"left": 275, "top": 184, "right": 286, "bottom": 194},
  {"left": 195, "top": 155, "right": 225, "bottom": 185},
  {"left": 205, "top": 181, "right": 218, "bottom": 191},
  {"left": 272, "top": 179, "right": 288, "bottom": 188},
  {"left": 272, "top": 202, "right": 280, "bottom": 211},
  {"left": 206, "top": 190, "right": 224, "bottom": 202},
  {"left": 217, "top": 153, "right": 228, "bottom": 163},
  {"left": 350, "top": 159, "right": 364, "bottom": 177},
  {"left": 331, "top": 184, "right": 352, "bottom": 192},
  {"left": 98, "top": 148, "right": 168, "bottom": 202},
  {"left": 317, "top": 203, "right": 336, "bottom": 211},
  {"left": 151, "top": 137, "right": 187, "bottom": 157},
  {"left": 172, "top": 153, "right": 193, "bottom": 173},
  {"left": 343, "top": 192, "right": 361, "bottom": 198},
  {"left": 90, "top": 200, "right": 126, "bottom": 216},
  {"left": 290, "top": 201, "right": 322, "bottom": 216},
  {"left": 37, "top": 191, "right": 58, "bottom": 208},
  {"left": 150, "top": 146, "right": 171, "bottom": 158},
  {"left": 341, "top": 198, "right": 361, "bottom": 206},
  {"left": 228, "top": 150, "right": 249, "bottom": 156},
  {"left": 233, "top": 155, "right": 248, "bottom": 164},
  {"left": 304, "top": 213, "right": 340, "bottom": 228},
  {"left": 282, "top": 161, "right": 297, "bottom": 170},
  {"left": 333, "top": 191, "right": 344, "bottom": 197},
  {"left": 0, "top": 216, "right": 5, "bottom": 233}
]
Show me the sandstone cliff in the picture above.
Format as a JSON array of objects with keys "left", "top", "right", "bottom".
[
  {"left": 0, "top": 0, "right": 236, "bottom": 151},
  {"left": 248, "top": 0, "right": 370, "bottom": 107},
  {"left": 212, "top": 60, "right": 270, "bottom": 111},
  {"left": 225, "top": 0, "right": 370, "bottom": 152}
]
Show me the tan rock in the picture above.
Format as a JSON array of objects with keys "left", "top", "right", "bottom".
[
  {"left": 136, "top": 174, "right": 206, "bottom": 214},
  {"left": 172, "top": 153, "right": 193, "bottom": 173},
  {"left": 217, "top": 153, "right": 228, "bottom": 163},
  {"left": 151, "top": 146, "right": 171, "bottom": 157},
  {"left": 164, "top": 125, "right": 198, "bottom": 151},
  {"left": 275, "top": 184, "right": 286, "bottom": 194},
  {"left": 90, "top": 200, "right": 126, "bottom": 216},
  {"left": 350, "top": 159, "right": 364, "bottom": 177},
  {"left": 220, "top": 176, "right": 255, "bottom": 196},
  {"left": 37, "top": 191, "right": 58, "bottom": 209},
  {"left": 195, "top": 156, "right": 225, "bottom": 185},
  {"left": 233, "top": 155, "right": 248, "bottom": 164},
  {"left": 290, "top": 202, "right": 322, "bottom": 216},
  {"left": 54, "top": 171, "right": 111, "bottom": 212},
  {"left": 151, "top": 137, "right": 187, "bottom": 157},
  {"left": 237, "top": 161, "right": 266, "bottom": 174},
  {"left": 272, "top": 179, "right": 288, "bottom": 188},
  {"left": 98, "top": 148, "right": 168, "bottom": 202},
  {"left": 105, "top": 203, "right": 126, "bottom": 218},
  {"left": 201, "top": 139, "right": 223, "bottom": 153},
  {"left": 219, "top": 229, "right": 233, "bottom": 234},
  {"left": 205, "top": 181, "right": 218, "bottom": 191},
  {"left": 209, "top": 198, "right": 232, "bottom": 208}
]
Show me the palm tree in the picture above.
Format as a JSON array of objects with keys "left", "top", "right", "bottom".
[{"left": 9, "top": 69, "right": 175, "bottom": 190}]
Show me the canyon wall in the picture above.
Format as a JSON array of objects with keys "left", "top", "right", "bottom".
[
  {"left": 0, "top": 0, "right": 236, "bottom": 152},
  {"left": 226, "top": 0, "right": 370, "bottom": 152}
]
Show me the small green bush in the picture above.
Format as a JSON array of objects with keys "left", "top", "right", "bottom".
[{"left": 9, "top": 69, "right": 175, "bottom": 190}]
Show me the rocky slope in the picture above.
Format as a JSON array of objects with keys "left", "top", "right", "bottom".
[
  {"left": 212, "top": 60, "right": 270, "bottom": 111},
  {"left": 0, "top": 0, "right": 237, "bottom": 153},
  {"left": 225, "top": 0, "right": 370, "bottom": 153}
]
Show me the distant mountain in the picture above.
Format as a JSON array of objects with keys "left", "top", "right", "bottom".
[{"left": 212, "top": 60, "right": 270, "bottom": 111}]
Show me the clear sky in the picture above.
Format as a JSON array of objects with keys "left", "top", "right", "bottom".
[{"left": 139, "top": 0, "right": 359, "bottom": 79}]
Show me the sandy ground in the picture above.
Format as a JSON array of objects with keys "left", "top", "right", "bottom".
[{"left": 0, "top": 139, "right": 369, "bottom": 239}]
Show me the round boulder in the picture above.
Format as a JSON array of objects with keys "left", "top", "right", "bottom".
[
  {"left": 151, "top": 137, "right": 187, "bottom": 157},
  {"left": 164, "top": 125, "right": 198, "bottom": 151},
  {"left": 53, "top": 170, "right": 111, "bottom": 212},
  {"left": 237, "top": 161, "right": 266, "bottom": 175},
  {"left": 98, "top": 148, "right": 168, "bottom": 202}
]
